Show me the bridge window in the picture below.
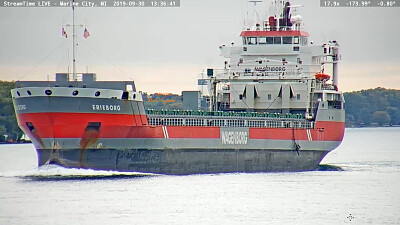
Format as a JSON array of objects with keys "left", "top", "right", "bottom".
[
  {"left": 247, "top": 37, "right": 257, "bottom": 45},
  {"left": 282, "top": 37, "right": 293, "bottom": 44},
  {"left": 266, "top": 37, "right": 274, "bottom": 44},
  {"left": 268, "top": 94, "right": 272, "bottom": 100},
  {"left": 259, "top": 37, "right": 267, "bottom": 44},
  {"left": 273, "top": 37, "right": 281, "bottom": 44}
]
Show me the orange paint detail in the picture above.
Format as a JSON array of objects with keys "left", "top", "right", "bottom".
[{"left": 315, "top": 73, "right": 331, "bottom": 81}]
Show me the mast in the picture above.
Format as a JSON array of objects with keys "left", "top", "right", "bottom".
[{"left": 72, "top": 0, "right": 77, "bottom": 81}]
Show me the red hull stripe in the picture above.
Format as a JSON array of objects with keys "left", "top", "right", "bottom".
[
  {"left": 249, "top": 121, "right": 345, "bottom": 141},
  {"left": 315, "top": 121, "right": 346, "bottom": 141},
  {"left": 17, "top": 112, "right": 161, "bottom": 139},
  {"left": 167, "top": 126, "right": 220, "bottom": 139},
  {"left": 240, "top": 30, "right": 310, "bottom": 37},
  {"left": 17, "top": 112, "right": 344, "bottom": 141}
]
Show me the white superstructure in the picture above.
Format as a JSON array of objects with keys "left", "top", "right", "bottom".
[{"left": 201, "top": 0, "right": 342, "bottom": 119}]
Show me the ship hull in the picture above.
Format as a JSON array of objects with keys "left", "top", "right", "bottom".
[
  {"left": 38, "top": 148, "right": 329, "bottom": 174},
  {"left": 11, "top": 86, "right": 345, "bottom": 175}
]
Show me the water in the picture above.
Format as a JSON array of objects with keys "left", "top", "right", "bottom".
[{"left": 0, "top": 128, "right": 399, "bottom": 225}]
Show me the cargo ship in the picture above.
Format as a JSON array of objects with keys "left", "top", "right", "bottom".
[{"left": 11, "top": 0, "right": 345, "bottom": 174}]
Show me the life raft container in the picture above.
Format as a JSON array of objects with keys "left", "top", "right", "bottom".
[{"left": 315, "top": 73, "right": 331, "bottom": 81}]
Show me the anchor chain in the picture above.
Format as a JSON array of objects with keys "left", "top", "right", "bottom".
[{"left": 292, "top": 126, "right": 301, "bottom": 156}]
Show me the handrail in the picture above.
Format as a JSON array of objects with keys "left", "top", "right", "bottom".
[
  {"left": 147, "top": 114, "right": 314, "bottom": 129},
  {"left": 145, "top": 109, "right": 304, "bottom": 120}
]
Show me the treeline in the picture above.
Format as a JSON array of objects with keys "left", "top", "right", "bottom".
[
  {"left": 0, "top": 81, "right": 399, "bottom": 143},
  {"left": 142, "top": 93, "right": 183, "bottom": 110},
  {"left": 0, "top": 81, "right": 23, "bottom": 142},
  {"left": 344, "top": 87, "right": 400, "bottom": 127}
]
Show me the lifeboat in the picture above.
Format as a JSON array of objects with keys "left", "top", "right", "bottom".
[{"left": 315, "top": 73, "right": 331, "bottom": 81}]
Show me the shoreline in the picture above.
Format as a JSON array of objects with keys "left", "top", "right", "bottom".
[{"left": 0, "top": 141, "right": 32, "bottom": 145}]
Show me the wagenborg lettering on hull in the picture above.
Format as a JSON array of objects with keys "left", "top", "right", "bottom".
[{"left": 221, "top": 131, "right": 248, "bottom": 145}]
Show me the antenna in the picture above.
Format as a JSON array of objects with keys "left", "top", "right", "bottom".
[
  {"left": 247, "top": 0, "right": 263, "bottom": 29},
  {"left": 249, "top": 0, "right": 262, "bottom": 6},
  {"left": 72, "top": 0, "right": 76, "bottom": 81},
  {"left": 287, "top": 5, "right": 303, "bottom": 14}
]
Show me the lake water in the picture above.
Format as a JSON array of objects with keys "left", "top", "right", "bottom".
[{"left": 0, "top": 128, "right": 399, "bottom": 225}]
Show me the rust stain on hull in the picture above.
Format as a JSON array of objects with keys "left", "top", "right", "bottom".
[{"left": 79, "top": 123, "right": 101, "bottom": 167}]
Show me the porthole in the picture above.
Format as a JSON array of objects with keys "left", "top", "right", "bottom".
[
  {"left": 133, "top": 94, "right": 136, "bottom": 99},
  {"left": 27, "top": 90, "right": 32, "bottom": 95},
  {"left": 95, "top": 91, "right": 100, "bottom": 97},
  {"left": 45, "top": 90, "right": 52, "bottom": 96},
  {"left": 72, "top": 90, "right": 79, "bottom": 96}
]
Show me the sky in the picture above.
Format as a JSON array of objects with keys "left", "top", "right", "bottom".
[{"left": 0, "top": 0, "right": 399, "bottom": 94}]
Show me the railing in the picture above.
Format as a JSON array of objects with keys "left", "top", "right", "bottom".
[
  {"left": 146, "top": 109, "right": 314, "bottom": 129},
  {"left": 145, "top": 109, "right": 304, "bottom": 119},
  {"left": 202, "top": 65, "right": 325, "bottom": 80},
  {"left": 262, "top": 26, "right": 308, "bottom": 33},
  {"left": 315, "top": 83, "right": 337, "bottom": 91}
]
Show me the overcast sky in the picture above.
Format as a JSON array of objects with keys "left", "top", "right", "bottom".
[{"left": 0, "top": 0, "right": 399, "bottom": 93}]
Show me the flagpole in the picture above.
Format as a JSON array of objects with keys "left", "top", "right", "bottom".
[{"left": 72, "top": 0, "right": 77, "bottom": 81}]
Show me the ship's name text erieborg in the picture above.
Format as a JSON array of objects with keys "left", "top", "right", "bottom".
[{"left": 92, "top": 104, "right": 121, "bottom": 111}]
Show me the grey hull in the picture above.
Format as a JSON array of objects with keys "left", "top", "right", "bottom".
[{"left": 37, "top": 148, "right": 328, "bottom": 174}]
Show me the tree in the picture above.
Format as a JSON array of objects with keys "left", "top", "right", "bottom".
[
  {"left": 387, "top": 107, "right": 400, "bottom": 125},
  {"left": 345, "top": 114, "right": 355, "bottom": 127},
  {"left": 372, "top": 111, "right": 391, "bottom": 126},
  {"left": 0, "top": 125, "right": 6, "bottom": 142},
  {"left": 0, "top": 81, "right": 24, "bottom": 142}
]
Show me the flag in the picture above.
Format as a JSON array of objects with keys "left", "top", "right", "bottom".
[
  {"left": 62, "top": 27, "right": 67, "bottom": 38},
  {"left": 83, "top": 28, "right": 90, "bottom": 39}
]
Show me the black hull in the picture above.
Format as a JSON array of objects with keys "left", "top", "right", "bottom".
[{"left": 37, "top": 148, "right": 329, "bottom": 175}]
